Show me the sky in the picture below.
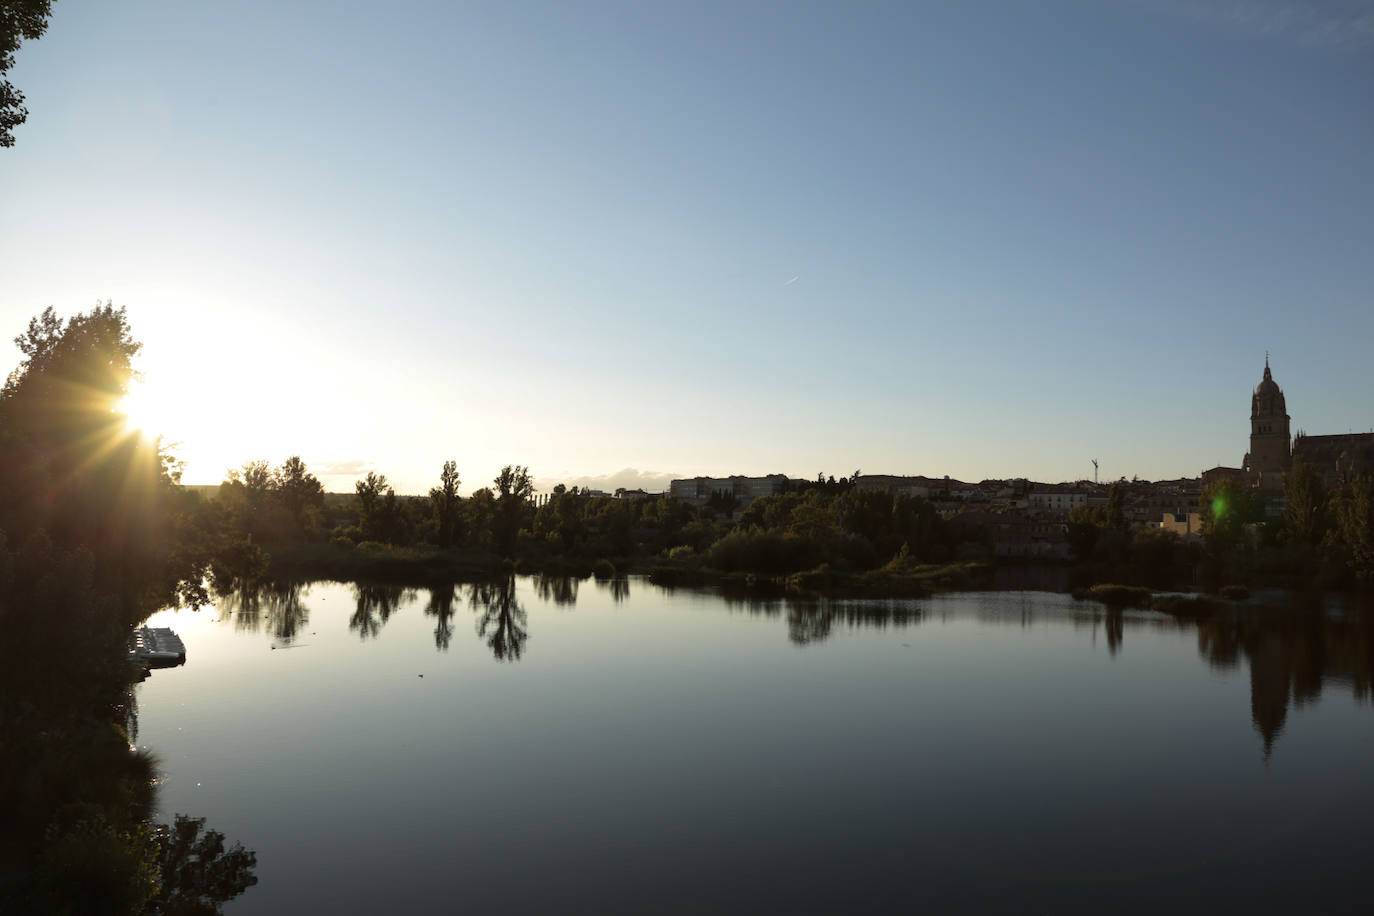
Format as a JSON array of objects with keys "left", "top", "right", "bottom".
[{"left": 2, "top": 0, "right": 1371, "bottom": 495}]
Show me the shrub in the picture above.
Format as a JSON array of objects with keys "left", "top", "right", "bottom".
[
  {"left": 592, "top": 559, "right": 616, "bottom": 580},
  {"left": 1083, "top": 583, "right": 1153, "bottom": 608}
]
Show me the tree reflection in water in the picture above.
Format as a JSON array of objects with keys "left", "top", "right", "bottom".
[
  {"left": 469, "top": 577, "right": 528, "bottom": 661},
  {"left": 350, "top": 583, "right": 412, "bottom": 640},
  {"left": 424, "top": 583, "right": 457, "bottom": 651},
  {"left": 215, "top": 580, "right": 310, "bottom": 641},
  {"left": 151, "top": 814, "right": 258, "bottom": 915},
  {"left": 533, "top": 573, "right": 578, "bottom": 606},
  {"left": 717, "top": 593, "right": 925, "bottom": 647}
]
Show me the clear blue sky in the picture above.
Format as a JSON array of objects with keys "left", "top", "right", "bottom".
[{"left": 2, "top": 0, "right": 1371, "bottom": 493}]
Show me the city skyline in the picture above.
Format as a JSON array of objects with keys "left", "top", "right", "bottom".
[{"left": 3, "top": 1, "right": 1371, "bottom": 495}]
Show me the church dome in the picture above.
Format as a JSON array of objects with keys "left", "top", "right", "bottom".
[{"left": 1252, "top": 361, "right": 1287, "bottom": 418}]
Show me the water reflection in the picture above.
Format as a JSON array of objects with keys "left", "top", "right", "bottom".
[
  {"left": 215, "top": 580, "right": 310, "bottom": 640},
  {"left": 1069, "top": 597, "right": 1374, "bottom": 757},
  {"left": 209, "top": 576, "right": 1374, "bottom": 759},
  {"left": 424, "top": 583, "right": 457, "bottom": 651},
  {"left": 1191, "top": 604, "right": 1374, "bottom": 757},
  {"left": 153, "top": 814, "right": 258, "bottom": 914},
  {"left": 533, "top": 573, "right": 578, "bottom": 606},
  {"left": 717, "top": 592, "right": 926, "bottom": 646},
  {"left": 350, "top": 583, "right": 412, "bottom": 640},
  {"left": 469, "top": 577, "right": 528, "bottom": 661}
]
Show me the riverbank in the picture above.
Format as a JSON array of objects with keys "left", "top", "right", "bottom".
[{"left": 264, "top": 541, "right": 998, "bottom": 598}]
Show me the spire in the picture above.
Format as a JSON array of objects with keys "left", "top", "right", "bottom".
[{"left": 1264, "top": 351, "right": 1272, "bottom": 381}]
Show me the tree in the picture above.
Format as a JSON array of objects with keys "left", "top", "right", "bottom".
[
  {"left": 0, "top": 303, "right": 182, "bottom": 603},
  {"left": 273, "top": 456, "right": 325, "bottom": 536},
  {"left": 428, "top": 460, "right": 462, "bottom": 548},
  {"left": 1283, "top": 458, "right": 1328, "bottom": 545},
  {"left": 354, "top": 471, "right": 393, "bottom": 541},
  {"left": 1, "top": 1, "right": 54, "bottom": 147},
  {"left": 1199, "top": 477, "right": 1265, "bottom": 584},
  {"left": 1335, "top": 474, "right": 1374, "bottom": 582},
  {"left": 1106, "top": 482, "right": 1126, "bottom": 530},
  {"left": 491, "top": 465, "right": 533, "bottom": 556},
  {"left": 466, "top": 487, "right": 495, "bottom": 548}
]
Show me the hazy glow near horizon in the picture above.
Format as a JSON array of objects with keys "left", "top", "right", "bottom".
[{"left": 3, "top": 1, "right": 1372, "bottom": 494}]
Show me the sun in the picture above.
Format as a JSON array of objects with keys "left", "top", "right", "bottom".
[{"left": 117, "top": 379, "right": 175, "bottom": 440}]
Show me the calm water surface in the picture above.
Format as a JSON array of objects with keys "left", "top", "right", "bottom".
[{"left": 138, "top": 579, "right": 1374, "bottom": 914}]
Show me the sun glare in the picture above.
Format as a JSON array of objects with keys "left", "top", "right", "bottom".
[{"left": 118, "top": 380, "right": 173, "bottom": 439}]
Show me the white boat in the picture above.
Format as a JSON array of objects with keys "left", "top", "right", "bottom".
[{"left": 129, "top": 627, "right": 186, "bottom": 668}]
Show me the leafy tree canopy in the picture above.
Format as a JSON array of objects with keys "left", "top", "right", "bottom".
[{"left": 1, "top": 1, "right": 55, "bottom": 147}]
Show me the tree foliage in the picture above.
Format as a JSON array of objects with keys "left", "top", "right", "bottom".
[
  {"left": 491, "top": 465, "right": 533, "bottom": 556},
  {"left": 428, "top": 460, "right": 462, "bottom": 548},
  {"left": 0, "top": 0, "right": 54, "bottom": 147}
]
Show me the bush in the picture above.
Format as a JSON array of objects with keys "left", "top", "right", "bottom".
[
  {"left": 1082, "top": 583, "right": 1153, "bottom": 608},
  {"left": 666, "top": 545, "right": 694, "bottom": 561},
  {"left": 331, "top": 535, "right": 354, "bottom": 549},
  {"left": 592, "top": 559, "right": 616, "bottom": 580}
]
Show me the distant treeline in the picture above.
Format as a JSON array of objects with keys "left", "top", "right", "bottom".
[{"left": 192, "top": 450, "right": 1374, "bottom": 596}]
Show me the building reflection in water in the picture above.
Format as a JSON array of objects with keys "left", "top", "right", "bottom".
[
  {"left": 1084, "top": 596, "right": 1374, "bottom": 758},
  {"left": 1192, "top": 602, "right": 1374, "bottom": 758}
]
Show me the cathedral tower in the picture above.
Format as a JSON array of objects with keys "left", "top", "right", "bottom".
[{"left": 1245, "top": 357, "right": 1291, "bottom": 485}]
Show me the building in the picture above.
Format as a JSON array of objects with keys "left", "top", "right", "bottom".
[
  {"left": 853, "top": 474, "right": 943, "bottom": 499},
  {"left": 1222, "top": 360, "right": 1372, "bottom": 494},
  {"left": 1293, "top": 432, "right": 1374, "bottom": 491},
  {"left": 1160, "top": 512, "right": 1203, "bottom": 539},
  {"left": 1243, "top": 358, "right": 1292, "bottom": 491},
  {"left": 668, "top": 474, "right": 790, "bottom": 507},
  {"left": 1027, "top": 485, "right": 1088, "bottom": 514}
]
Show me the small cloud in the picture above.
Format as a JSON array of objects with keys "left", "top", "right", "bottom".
[
  {"left": 308, "top": 459, "right": 375, "bottom": 478},
  {"left": 784, "top": 276, "right": 799, "bottom": 286}
]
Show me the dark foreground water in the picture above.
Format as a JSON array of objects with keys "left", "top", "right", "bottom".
[{"left": 137, "top": 579, "right": 1374, "bottom": 914}]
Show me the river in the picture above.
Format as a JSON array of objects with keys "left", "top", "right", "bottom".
[{"left": 136, "top": 577, "right": 1374, "bottom": 914}]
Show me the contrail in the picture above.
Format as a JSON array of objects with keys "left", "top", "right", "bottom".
[{"left": 784, "top": 276, "right": 799, "bottom": 286}]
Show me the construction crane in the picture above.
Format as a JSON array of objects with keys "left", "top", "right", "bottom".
[{"left": 1091, "top": 459, "right": 1099, "bottom": 485}]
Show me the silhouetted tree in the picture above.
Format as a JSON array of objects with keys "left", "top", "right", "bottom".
[
  {"left": 354, "top": 471, "right": 391, "bottom": 535},
  {"left": 428, "top": 460, "right": 462, "bottom": 548},
  {"left": 0, "top": 1, "right": 54, "bottom": 147},
  {"left": 273, "top": 456, "right": 325, "bottom": 537},
  {"left": 491, "top": 465, "right": 533, "bottom": 556},
  {"left": 466, "top": 486, "right": 495, "bottom": 548}
]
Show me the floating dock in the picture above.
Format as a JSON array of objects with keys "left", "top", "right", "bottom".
[{"left": 129, "top": 627, "right": 186, "bottom": 668}]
